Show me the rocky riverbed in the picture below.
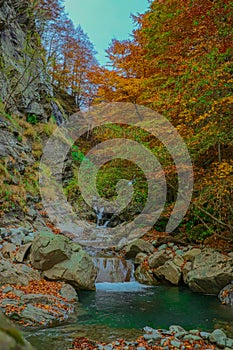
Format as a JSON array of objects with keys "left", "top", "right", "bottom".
[
  {"left": 0, "top": 226, "right": 232, "bottom": 350},
  {"left": 70, "top": 326, "right": 233, "bottom": 350}
]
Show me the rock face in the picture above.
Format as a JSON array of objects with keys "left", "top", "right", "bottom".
[
  {"left": 0, "top": 0, "right": 52, "bottom": 119},
  {"left": 30, "top": 231, "right": 97, "bottom": 290},
  {"left": 0, "top": 311, "right": 35, "bottom": 349},
  {"left": 187, "top": 249, "right": 233, "bottom": 294}
]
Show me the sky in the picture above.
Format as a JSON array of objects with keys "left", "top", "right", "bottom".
[{"left": 64, "top": 0, "right": 149, "bottom": 66}]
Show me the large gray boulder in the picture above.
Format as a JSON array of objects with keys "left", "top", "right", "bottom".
[
  {"left": 30, "top": 231, "right": 96, "bottom": 290},
  {"left": 30, "top": 231, "right": 71, "bottom": 270},
  {"left": 43, "top": 251, "right": 96, "bottom": 290},
  {"left": 187, "top": 249, "right": 233, "bottom": 294}
]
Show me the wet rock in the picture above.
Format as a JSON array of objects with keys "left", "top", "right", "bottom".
[
  {"left": 143, "top": 330, "right": 162, "bottom": 341},
  {"left": 124, "top": 239, "right": 154, "bottom": 259},
  {"left": 187, "top": 249, "right": 233, "bottom": 294},
  {"left": 134, "top": 264, "right": 158, "bottom": 285},
  {"left": 176, "top": 249, "right": 184, "bottom": 256},
  {"left": 209, "top": 329, "right": 227, "bottom": 343}
]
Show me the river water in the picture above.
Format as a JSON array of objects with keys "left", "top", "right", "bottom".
[{"left": 25, "top": 282, "right": 233, "bottom": 350}]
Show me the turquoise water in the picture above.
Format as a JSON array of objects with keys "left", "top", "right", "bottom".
[
  {"left": 25, "top": 282, "right": 233, "bottom": 350},
  {"left": 78, "top": 282, "right": 233, "bottom": 330}
]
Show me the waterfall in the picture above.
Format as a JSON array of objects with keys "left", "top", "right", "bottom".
[{"left": 93, "top": 257, "right": 134, "bottom": 283}]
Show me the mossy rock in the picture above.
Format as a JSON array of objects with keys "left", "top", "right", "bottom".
[{"left": 0, "top": 312, "right": 35, "bottom": 349}]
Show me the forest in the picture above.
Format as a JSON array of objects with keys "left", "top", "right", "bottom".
[
  {"left": 0, "top": 1, "right": 233, "bottom": 349},
  {"left": 30, "top": 0, "right": 233, "bottom": 245}
]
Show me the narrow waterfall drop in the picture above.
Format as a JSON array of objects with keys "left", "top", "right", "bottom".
[{"left": 93, "top": 257, "right": 134, "bottom": 283}]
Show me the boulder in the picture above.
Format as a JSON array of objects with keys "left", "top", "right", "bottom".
[
  {"left": 124, "top": 239, "right": 154, "bottom": 259},
  {"left": 30, "top": 231, "right": 71, "bottom": 270},
  {"left": 43, "top": 251, "right": 97, "bottom": 290},
  {"left": 219, "top": 282, "right": 233, "bottom": 305},
  {"left": 187, "top": 249, "right": 233, "bottom": 294},
  {"left": 60, "top": 283, "right": 78, "bottom": 301},
  {"left": 134, "top": 264, "right": 158, "bottom": 285},
  {"left": 183, "top": 248, "right": 202, "bottom": 261},
  {"left": 148, "top": 250, "right": 169, "bottom": 269},
  {"left": 0, "top": 257, "right": 41, "bottom": 286},
  {"left": 209, "top": 329, "right": 227, "bottom": 344},
  {"left": 155, "top": 261, "right": 182, "bottom": 286}
]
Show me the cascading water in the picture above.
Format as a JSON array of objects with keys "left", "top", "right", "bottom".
[{"left": 93, "top": 257, "right": 134, "bottom": 283}]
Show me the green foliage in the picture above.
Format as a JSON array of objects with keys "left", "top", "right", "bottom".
[
  {"left": 71, "top": 145, "right": 86, "bottom": 162},
  {"left": 26, "top": 114, "right": 39, "bottom": 125}
]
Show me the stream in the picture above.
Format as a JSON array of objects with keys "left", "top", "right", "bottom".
[{"left": 25, "top": 281, "right": 233, "bottom": 350}]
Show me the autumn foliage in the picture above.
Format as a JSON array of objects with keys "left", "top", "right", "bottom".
[{"left": 88, "top": 0, "right": 233, "bottom": 243}]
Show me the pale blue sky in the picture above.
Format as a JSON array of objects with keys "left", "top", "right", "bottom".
[{"left": 64, "top": 0, "right": 149, "bottom": 66}]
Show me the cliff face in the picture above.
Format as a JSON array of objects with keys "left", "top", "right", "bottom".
[{"left": 0, "top": 0, "right": 53, "bottom": 120}]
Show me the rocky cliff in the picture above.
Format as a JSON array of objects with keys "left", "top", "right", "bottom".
[{"left": 0, "top": 0, "right": 53, "bottom": 120}]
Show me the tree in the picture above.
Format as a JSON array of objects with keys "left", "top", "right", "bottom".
[{"left": 35, "top": 0, "right": 98, "bottom": 109}]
